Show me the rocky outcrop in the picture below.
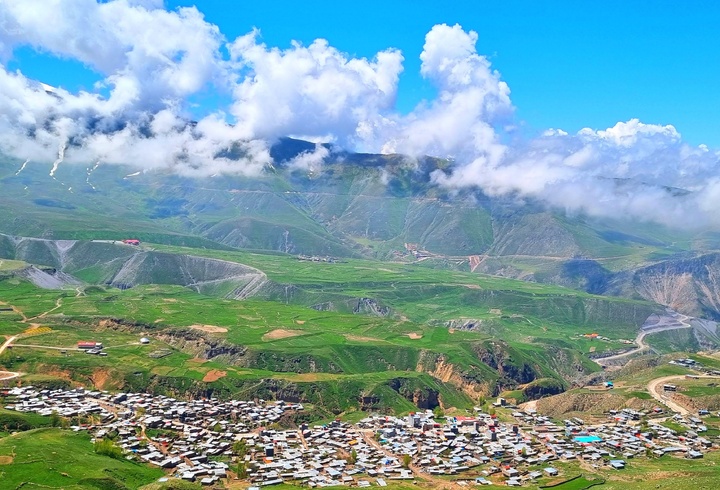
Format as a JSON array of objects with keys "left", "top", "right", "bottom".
[
  {"left": 154, "top": 329, "right": 247, "bottom": 363},
  {"left": 387, "top": 377, "right": 440, "bottom": 410},
  {"left": 353, "top": 298, "right": 391, "bottom": 316},
  {"left": 629, "top": 253, "right": 720, "bottom": 319},
  {"left": 472, "top": 340, "right": 538, "bottom": 385},
  {"left": 415, "top": 351, "right": 492, "bottom": 399},
  {"left": 16, "top": 265, "right": 80, "bottom": 289}
]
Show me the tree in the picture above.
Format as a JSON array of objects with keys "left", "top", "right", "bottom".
[
  {"left": 402, "top": 454, "right": 412, "bottom": 469},
  {"left": 348, "top": 449, "right": 358, "bottom": 465},
  {"left": 233, "top": 439, "right": 248, "bottom": 457},
  {"left": 237, "top": 460, "right": 248, "bottom": 479},
  {"left": 433, "top": 406, "right": 445, "bottom": 419},
  {"left": 49, "top": 411, "right": 61, "bottom": 428},
  {"left": 94, "top": 438, "right": 124, "bottom": 460}
]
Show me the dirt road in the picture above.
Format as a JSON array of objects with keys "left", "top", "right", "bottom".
[
  {"left": 646, "top": 374, "right": 720, "bottom": 415},
  {"left": 596, "top": 312, "right": 693, "bottom": 367},
  {"left": 0, "top": 335, "right": 18, "bottom": 356},
  {"left": 647, "top": 376, "right": 691, "bottom": 415},
  {"left": 0, "top": 336, "right": 21, "bottom": 381},
  {"left": 0, "top": 370, "right": 21, "bottom": 380}
]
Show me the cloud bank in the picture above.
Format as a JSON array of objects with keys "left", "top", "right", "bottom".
[{"left": 0, "top": 0, "right": 718, "bottom": 228}]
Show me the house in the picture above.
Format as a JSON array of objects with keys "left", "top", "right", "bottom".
[
  {"left": 609, "top": 459, "right": 625, "bottom": 469},
  {"left": 77, "top": 341, "right": 102, "bottom": 350},
  {"left": 122, "top": 239, "right": 141, "bottom": 246}
]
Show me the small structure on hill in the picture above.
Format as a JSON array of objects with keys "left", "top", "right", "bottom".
[{"left": 77, "top": 341, "right": 103, "bottom": 350}]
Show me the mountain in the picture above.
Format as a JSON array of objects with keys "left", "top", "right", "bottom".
[{"left": 1, "top": 138, "right": 720, "bottom": 317}]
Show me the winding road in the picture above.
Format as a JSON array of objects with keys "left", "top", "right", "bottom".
[
  {"left": 595, "top": 312, "right": 693, "bottom": 367},
  {"left": 646, "top": 374, "right": 720, "bottom": 415},
  {"left": 0, "top": 335, "right": 21, "bottom": 381}
]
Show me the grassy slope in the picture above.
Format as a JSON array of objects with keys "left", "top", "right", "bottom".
[
  {"left": 0, "top": 240, "right": 661, "bottom": 412},
  {"left": 0, "top": 428, "right": 163, "bottom": 489}
]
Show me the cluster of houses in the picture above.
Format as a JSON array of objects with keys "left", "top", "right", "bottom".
[
  {"left": 2, "top": 386, "right": 719, "bottom": 487},
  {"left": 670, "top": 358, "right": 701, "bottom": 369},
  {"left": 296, "top": 255, "right": 339, "bottom": 263},
  {"left": 511, "top": 407, "right": 715, "bottom": 466}
]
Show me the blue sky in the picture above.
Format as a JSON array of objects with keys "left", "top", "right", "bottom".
[
  {"left": 8, "top": 0, "right": 717, "bottom": 145},
  {"left": 2, "top": 0, "right": 720, "bottom": 227}
]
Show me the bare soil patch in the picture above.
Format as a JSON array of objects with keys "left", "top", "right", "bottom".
[
  {"left": 188, "top": 357, "right": 208, "bottom": 364},
  {"left": 90, "top": 368, "right": 111, "bottom": 390},
  {"left": 295, "top": 320, "right": 306, "bottom": 325},
  {"left": 490, "top": 308, "right": 502, "bottom": 315},
  {"left": 203, "top": 369, "right": 227, "bottom": 382},
  {"left": 0, "top": 456, "right": 13, "bottom": 465},
  {"left": 448, "top": 328, "right": 456, "bottom": 334},
  {"left": 463, "top": 284, "right": 482, "bottom": 290},
  {"left": 344, "top": 334, "right": 383, "bottom": 342},
  {"left": 262, "top": 329, "right": 304, "bottom": 341},
  {"left": 407, "top": 332, "right": 423, "bottom": 340},
  {"left": 189, "top": 324, "right": 228, "bottom": 334},
  {"left": 39, "top": 366, "right": 73, "bottom": 381},
  {"left": 162, "top": 298, "right": 178, "bottom": 303}
]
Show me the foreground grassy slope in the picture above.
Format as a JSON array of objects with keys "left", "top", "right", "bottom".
[{"left": 0, "top": 429, "right": 164, "bottom": 489}]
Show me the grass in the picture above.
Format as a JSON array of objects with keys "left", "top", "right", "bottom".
[
  {"left": 541, "top": 475, "right": 605, "bottom": 489},
  {"left": 0, "top": 238, "right": 661, "bottom": 414},
  {"left": 672, "top": 378, "right": 720, "bottom": 398},
  {"left": 0, "top": 259, "right": 25, "bottom": 271},
  {"left": 0, "top": 408, "right": 54, "bottom": 430},
  {"left": 0, "top": 428, "right": 164, "bottom": 489}
]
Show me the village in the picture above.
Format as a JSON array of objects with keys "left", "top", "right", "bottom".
[{"left": 2, "top": 385, "right": 718, "bottom": 488}]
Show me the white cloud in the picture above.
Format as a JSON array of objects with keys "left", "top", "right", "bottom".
[
  {"left": 0, "top": 0, "right": 223, "bottom": 112},
  {"left": 0, "top": 4, "right": 719, "bottom": 230},
  {"left": 227, "top": 29, "right": 403, "bottom": 144},
  {"left": 369, "top": 24, "right": 512, "bottom": 161},
  {"left": 286, "top": 144, "right": 330, "bottom": 173},
  {"left": 432, "top": 119, "right": 720, "bottom": 228}
]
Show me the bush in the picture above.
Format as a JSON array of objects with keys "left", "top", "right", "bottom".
[{"left": 94, "top": 438, "right": 125, "bottom": 460}]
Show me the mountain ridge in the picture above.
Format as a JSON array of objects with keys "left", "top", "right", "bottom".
[{"left": 2, "top": 138, "right": 720, "bottom": 317}]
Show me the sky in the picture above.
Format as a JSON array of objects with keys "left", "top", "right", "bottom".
[
  {"left": 8, "top": 0, "right": 719, "bottom": 146},
  {"left": 1, "top": 0, "right": 720, "bottom": 230}
]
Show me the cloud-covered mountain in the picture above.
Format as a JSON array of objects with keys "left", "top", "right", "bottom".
[{"left": 0, "top": 1, "right": 719, "bottom": 231}]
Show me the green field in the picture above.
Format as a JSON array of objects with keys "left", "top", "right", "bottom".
[
  {"left": 0, "top": 237, "right": 665, "bottom": 415},
  {"left": 0, "top": 428, "right": 164, "bottom": 489}
]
